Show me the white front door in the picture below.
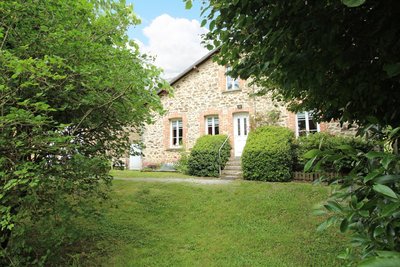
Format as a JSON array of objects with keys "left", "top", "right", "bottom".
[
  {"left": 233, "top": 113, "right": 250, "bottom": 157},
  {"left": 129, "top": 144, "right": 142, "bottom": 170}
]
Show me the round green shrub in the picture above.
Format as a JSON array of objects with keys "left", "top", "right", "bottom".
[
  {"left": 242, "top": 126, "right": 295, "bottom": 182},
  {"left": 188, "top": 135, "right": 231, "bottom": 177}
]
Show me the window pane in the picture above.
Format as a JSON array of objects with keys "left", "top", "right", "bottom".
[
  {"left": 244, "top": 118, "right": 247, "bottom": 135},
  {"left": 171, "top": 119, "right": 183, "bottom": 146},
  {"left": 297, "top": 112, "right": 306, "bottom": 120},
  {"left": 208, "top": 126, "right": 213, "bottom": 135},
  {"left": 227, "top": 79, "right": 232, "bottom": 90},
  {"left": 215, "top": 126, "right": 219, "bottom": 135},
  {"left": 172, "top": 128, "right": 177, "bottom": 145},
  {"left": 207, "top": 117, "right": 212, "bottom": 127},
  {"left": 233, "top": 79, "right": 239, "bottom": 89},
  {"left": 309, "top": 119, "right": 317, "bottom": 131},
  {"left": 298, "top": 120, "right": 306, "bottom": 131},
  {"left": 237, "top": 118, "right": 241, "bottom": 136}
]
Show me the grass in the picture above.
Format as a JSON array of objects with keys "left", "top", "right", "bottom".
[
  {"left": 75, "top": 179, "right": 347, "bottom": 266},
  {"left": 110, "top": 170, "right": 192, "bottom": 179}
]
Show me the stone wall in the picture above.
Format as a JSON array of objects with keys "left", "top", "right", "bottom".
[
  {"left": 141, "top": 57, "right": 292, "bottom": 165},
  {"left": 141, "top": 56, "right": 355, "bottom": 166}
]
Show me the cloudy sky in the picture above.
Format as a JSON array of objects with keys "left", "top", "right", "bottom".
[{"left": 126, "top": 0, "right": 209, "bottom": 79}]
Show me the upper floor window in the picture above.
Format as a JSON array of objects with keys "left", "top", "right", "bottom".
[
  {"left": 170, "top": 119, "right": 183, "bottom": 147},
  {"left": 296, "top": 111, "right": 319, "bottom": 137},
  {"left": 206, "top": 116, "right": 219, "bottom": 135},
  {"left": 226, "top": 66, "right": 239, "bottom": 90}
]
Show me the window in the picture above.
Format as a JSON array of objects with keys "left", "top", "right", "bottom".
[
  {"left": 296, "top": 111, "right": 319, "bottom": 137},
  {"left": 170, "top": 119, "right": 183, "bottom": 147},
  {"left": 226, "top": 66, "right": 239, "bottom": 90},
  {"left": 206, "top": 116, "right": 219, "bottom": 135}
]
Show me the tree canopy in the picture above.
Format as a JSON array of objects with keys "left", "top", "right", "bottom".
[
  {"left": 0, "top": 0, "right": 165, "bottom": 263},
  {"left": 199, "top": 0, "right": 400, "bottom": 127}
]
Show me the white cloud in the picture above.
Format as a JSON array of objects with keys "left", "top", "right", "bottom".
[{"left": 137, "top": 14, "right": 209, "bottom": 80}]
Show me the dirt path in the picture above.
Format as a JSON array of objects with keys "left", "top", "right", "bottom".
[{"left": 113, "top": 177, "right": 234, "bottom": 184}]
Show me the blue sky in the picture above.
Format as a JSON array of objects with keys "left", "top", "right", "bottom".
[
  {"left": 127, "top": 0, "right": 203, "bottom": 45},
  {"left": 125, "top": 0, "right": 209, "bottom": 79}
]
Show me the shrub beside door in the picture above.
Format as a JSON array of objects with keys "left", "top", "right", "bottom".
[{"left": 242, "top": 126, "right": 295, "bottom": 182}]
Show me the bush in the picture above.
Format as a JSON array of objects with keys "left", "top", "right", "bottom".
[
  {"left": 294, "top": 133, "right": 375, "bottom": 172},
  {"left": 242, "top": 126, "right": 295, "bottom": 182},
  {"left": 174, "top": 149, "right": 190, "bottom": 174},
  {"left": 188, "top": 135, "right": 231, "bottom": 177}
]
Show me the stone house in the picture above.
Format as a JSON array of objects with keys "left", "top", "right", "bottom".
[{"left": 131, "top": 49, "right": 350, "bottom": 169}]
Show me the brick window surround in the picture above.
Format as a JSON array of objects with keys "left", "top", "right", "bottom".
[{"left": 163, "top": 113, "right": 187, "bottom": 150}]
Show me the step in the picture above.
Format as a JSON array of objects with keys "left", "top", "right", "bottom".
[
  {"left": 223, "top": 165, "right": 242, "bottom": 171},
  {"left": 222, "top": 170, "right": 242, "bottom": 175},
  {"left": 225, "top": 161, "right": 241, "bottom": 166}
]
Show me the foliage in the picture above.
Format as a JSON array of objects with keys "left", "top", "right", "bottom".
[
  {"left": 0, "top": 0, "right": 166, "bottom": 264},
  {"left": 174, "top": 149, "right": 190, "bottom": 174},
  {"left": 309, "top": 127, "right": 400, "bottom": 265},
  {"left": 242, "top": 126, "right": 294, "bottom": 181},
  {"left": 250, "top": 109, "right": 281, "bottom": 130},
  {"left": 295, "top": 132, "right": 375, "bottom": 172},
  {"left": 187, "top": 135, "right": 231, "bottom": 177},
  {"left": 196, "top": 0, "right": 400, "bottom": 127}
]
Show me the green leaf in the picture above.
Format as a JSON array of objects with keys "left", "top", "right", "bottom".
[
  {"left": 340, "top": 218, "right": 349, "bottom": 233},
  {"left": 206, "top": 44, "right": 214, "bottom": 50},
  {"left": 335, "top": 144, "right": 354, "bottom": 150},
  {"left": 359, "top": 256, "right": 400, "bottom": 267},
  {"left": 381, "top": 202, "right": 400, "bottom": 217},
  {"left": 342, "top": 0, "right": 366, "bottom": 8},
  {"left": 324, "top": 201, "right": 343, "bottom": 213},
  {"left": 201, "top": 19, "right": 207, "bottom": 27},
  {"left": 383, "top": 63, "right": 400, "bottom": 78},
  {"left": 374, "top": 175, "right": 400, "bottom": 185},
  {"left": 363, "top": 170, "right": 382, "bottom": 183},
  {"left": 373, "top": 184, "right": 398, "bottom": 199},
  {"left": 303, "top": 149, "right": 321, "bottom": 159},
  {"left": 184, "top": 0, "right": 192, "bottom": 9},
  {"left": 304, "top": 157, "right": 316, "bottom": 172},
  {"left": 365, "top": 151, "right": 386, "bottom": 160}
]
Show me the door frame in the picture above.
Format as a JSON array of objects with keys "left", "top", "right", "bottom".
[{"left": 233, "top": 112, "right": 250, "bottom": 157}]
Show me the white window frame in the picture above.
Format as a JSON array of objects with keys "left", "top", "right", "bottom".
[
  {"left": 295, "top": 111, "right": 320, "bottom": 137},
  {"left": 226, "top": 66, "right": 240, "bottom": 91},
  {"left": 170, "top": 119, "right": 183, "bottom": 148},
  {"left": 205, "top": 116, "right": 219, "bottom": 135}
]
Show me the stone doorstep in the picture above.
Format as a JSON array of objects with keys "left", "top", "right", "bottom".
[
  {"left": 222, "top": 170, "right": 243, "bottom": 175},
  {"left": 220, "top": 157, "right": 242, "bottom": 180},
  {"left": 223, "top": 165, "right": 242, "bottom": 170}
]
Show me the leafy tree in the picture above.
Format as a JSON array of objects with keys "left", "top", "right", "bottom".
[
  {"left": 184, "top": 0, "right": 400, "bottom": 264},
  {"left": 0, "top": 0, "right": 165, "bottom": 263},
  {"left": 192, "top": 0, "right": 400, "bottom": 127}
]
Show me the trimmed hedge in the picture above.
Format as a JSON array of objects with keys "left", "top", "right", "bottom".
[
  {"left": 188, "top": 135, "right": 231, "bottom": 177},
  {"left": 294, "top": 132, "right": 376, "bottom": 172},
  {"left": 242, "top": 126, "right": 295, "bottom": 182}
]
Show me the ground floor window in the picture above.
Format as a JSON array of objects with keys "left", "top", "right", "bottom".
[
  {"left": 206, "top": 116, "right": 219, "bottom": 135},
  {"left": 296, "top": 111, "right": 319, "bottom": 137},
  {"left": 170, "top": 119, "right": 183, "bottom": 147}
]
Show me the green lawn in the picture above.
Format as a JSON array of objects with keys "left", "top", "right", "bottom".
[
  {"left": 110, "top": 170, "right": 192, "bottom": 178},
  {"left": 77, "top": 179, "right": 346, "bottom": 266}
]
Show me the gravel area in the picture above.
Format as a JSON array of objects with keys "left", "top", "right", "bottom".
[{"left": 114, "top": 177, "right": 233, "bottom": 184}]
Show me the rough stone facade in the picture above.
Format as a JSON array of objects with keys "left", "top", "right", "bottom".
[{"left": 140, "top": 54, "right": 353, "bottom": 166}]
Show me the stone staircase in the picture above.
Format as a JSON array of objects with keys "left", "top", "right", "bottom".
[{"left": 220, "top": 157, "right": 242, "bottom": 180}]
